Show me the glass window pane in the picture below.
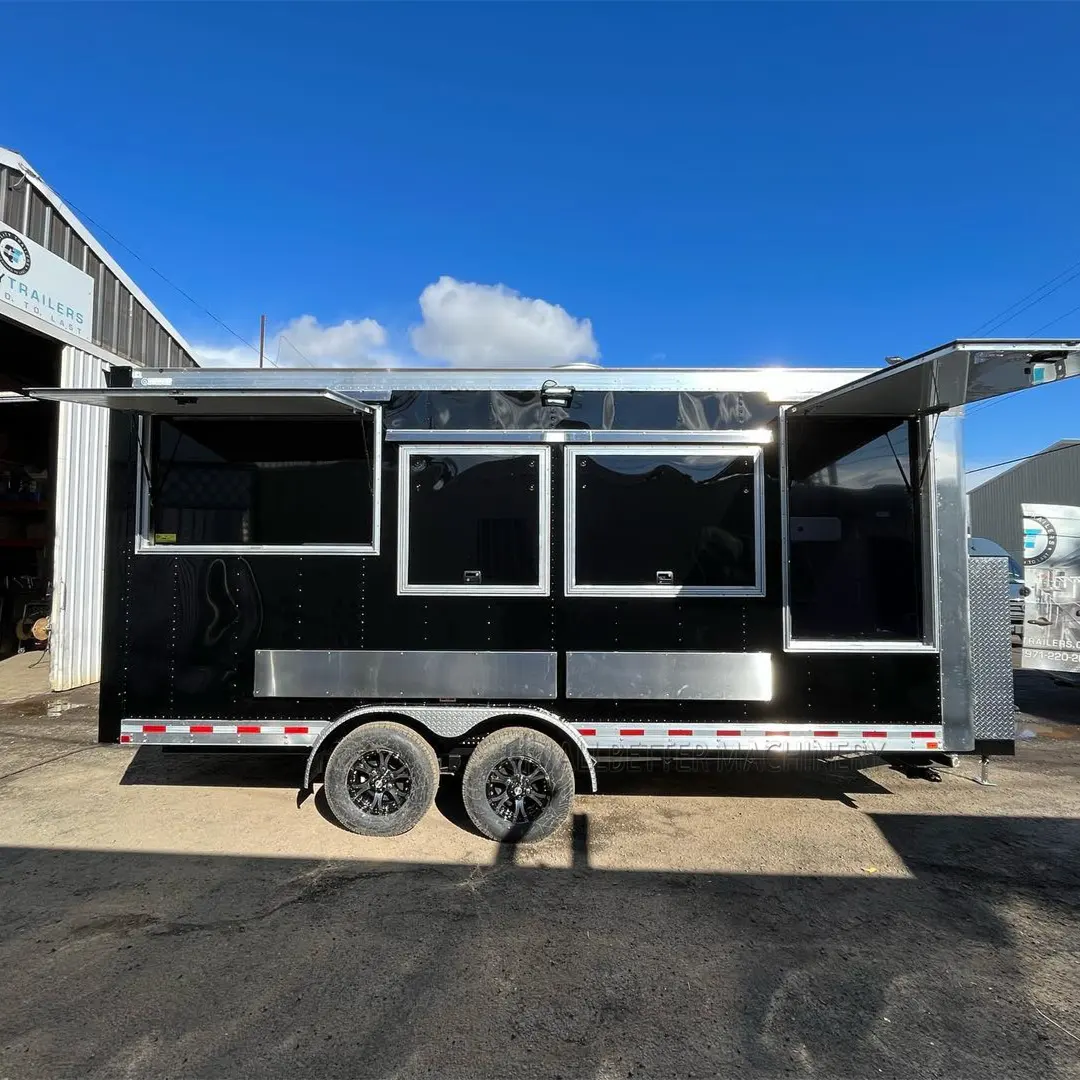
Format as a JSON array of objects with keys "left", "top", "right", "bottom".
[
  {"left": 574, "top": 453, "right": 757, "bottom": 588},
  {"left": 148, "top": 416, "right": 374, "bottom": 546},
  {"left": 787, "top": 418, "right": 922, "bottom": 640},
  {"left": 407, "top": 453, "right": 541, "bottom": 586}
]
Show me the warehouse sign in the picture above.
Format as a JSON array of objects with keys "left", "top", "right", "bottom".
[
  {"left": 0, "top": 218, "right": 94, "bottom": 339},
  {"left": 1021, "top": 502, "right": 1080, "bottom": 675}
]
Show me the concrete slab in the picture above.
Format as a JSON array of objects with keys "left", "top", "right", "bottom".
[
  {"left": 0, "top": 649, "right": 51, "bottom": 702},
  {"left": 0, "top": 677, "right": 1078, "bottom": 1078}
]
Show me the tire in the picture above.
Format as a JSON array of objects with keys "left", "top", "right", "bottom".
[
  {"left": 323, "top": 722, "right": 440, "bottom": 837},
  {"left": 461, "top": 727, "right": 575, "bottom": 843}
]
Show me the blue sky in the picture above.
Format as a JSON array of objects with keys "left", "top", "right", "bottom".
[{"left": 4, "top": 2, "right": 1080, "bottom": 477}]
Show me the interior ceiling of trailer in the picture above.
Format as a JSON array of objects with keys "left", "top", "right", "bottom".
[{"left": 797, "top": 341, "right": 1080, "bottom": 417}]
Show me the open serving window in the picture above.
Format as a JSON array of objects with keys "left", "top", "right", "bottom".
[
  {"left": 397, "top": 444, "right": 551, "bottom": 597},
  {"left": 564, "top": 445, "right": 765, "bottom": 598},
  {"left": 781, "top": 412, "right": 935, "bottom": 651},
  {"left": 137, "top": 410, "right": 381, "bottom": 554},
  {"left": 24, "top": 386, "right": 385, "bottom": 556}
]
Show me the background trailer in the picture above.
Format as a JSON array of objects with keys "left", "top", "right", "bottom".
[
  {"left": 0, "top": 147, "right": 198, "bottom": 690},
  {"left": 34, "top": 340, "right": 1074, "bottom": 841}
]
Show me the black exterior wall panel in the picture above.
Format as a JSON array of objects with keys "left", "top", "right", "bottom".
[{"left": 97, "top": 388, "right": 943, "bottom": 739}]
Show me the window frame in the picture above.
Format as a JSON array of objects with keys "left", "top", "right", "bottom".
[
  {"left": 134, "top": 407, "right": 383, "bottom": 556},
  {"left": 396, "top": 443, "right": 552, "bottom": 597},
  {"left": 779, "top": 407, "right": 939, "bottom": 653},
  {"left": 563, "top": 444, "right": 766, "bottom": 599}
]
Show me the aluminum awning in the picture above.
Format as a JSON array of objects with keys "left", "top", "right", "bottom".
[
  {"left": 26, "top": 387, "right": 388, "bottom": 415},
  {"left": 794, "top": 340, "right": 1080, "bottom": 418}
]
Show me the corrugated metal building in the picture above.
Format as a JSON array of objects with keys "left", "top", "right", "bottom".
[
  {"left": 0, "top": 146, "right": 198, "bottom": 689},
  {"left": 968, "top": 439, "right": 1080, "bottom": 563}
]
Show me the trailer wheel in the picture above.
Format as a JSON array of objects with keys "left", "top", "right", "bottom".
[
  {"left": 462, "top": 727, "right": 574, "bottom": 843},
  {"left": 323, "top": 722, "right": 440, "bottom": 837}
]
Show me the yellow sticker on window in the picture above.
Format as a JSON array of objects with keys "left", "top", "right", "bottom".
[{"left": 154, "top": 533, "right": 177, "bottom": 544}]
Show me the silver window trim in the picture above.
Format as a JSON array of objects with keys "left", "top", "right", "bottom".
[
  {"left": 563, "top": 444, "right": 766, "bottom": 599},
  {"left": 397, "top": 443, "right": 552, "bottom": 597},
  {"left": 779, "top": 406, "right": 939, "bottom": 653},
  {"left": 385, "top": 428, "right": 773, "bottom": 445},
  {"left": 135, "top": 405, "right": 383, "bottom": 556}
]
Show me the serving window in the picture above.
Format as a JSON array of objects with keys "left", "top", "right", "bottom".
[
  {"left": 138, "top": 412, "right": 381, "bottom": 554},
  {"left": 565, "top": 446, "right": 764, "bottom": 597},
  {"left": 782, "top": 414, "right": 933, "bottom": 649},
  {"left": 397, "top": 445, "right": 551, "bottom": 596}
]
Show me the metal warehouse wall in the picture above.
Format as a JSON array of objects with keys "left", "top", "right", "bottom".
[
  {"left": 50, "top": 348, "right": 110, "bottom": 691},
  {"left": 0, "top": 164, "right": 196, "bottom": 369},
  {"left": 969, "top": 440, "right": 1080, "bottom": 564}
]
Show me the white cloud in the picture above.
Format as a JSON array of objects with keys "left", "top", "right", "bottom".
[
  {"left": 196, "top": 314, "right": 398, "bottom": 368},
  {"left": 194, "top": 278, "right": 600, "bottom": 369},
  {"left": 410, "top": 276, "right": 599, "bottom": 367}
]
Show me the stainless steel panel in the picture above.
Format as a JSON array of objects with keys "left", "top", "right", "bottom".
[
  {"left": 968, "top": 556, "right": 1015, "bottom": 741},
  {"left": 255, "top": 650, "right": 558, "bottom": 700},
  {"left": 934, "top": 414, "right": 973, "bottom": 751},
  {"left": 565, "top": 651, "right": 772, "bottom": 701}
]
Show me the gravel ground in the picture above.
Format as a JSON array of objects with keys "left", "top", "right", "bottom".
[{"left": 1, "top": 673, "right": 1078, "bottom": 1079}]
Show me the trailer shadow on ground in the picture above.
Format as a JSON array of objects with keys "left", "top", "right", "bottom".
[{"left": 1, "top": 812, "right": 1078, "bottom": 1079}]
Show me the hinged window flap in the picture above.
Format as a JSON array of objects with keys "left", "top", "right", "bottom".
[
  {"left": 26, "top": 387, "right": 386, "bottom": 416},
  {"left": 795, "top": 340, "right": 1080, "bottom": 419}
]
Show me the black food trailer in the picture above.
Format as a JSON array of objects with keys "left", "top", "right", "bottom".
[{"left": 32, "top": 339, "right": 1076, "bottom": 841}]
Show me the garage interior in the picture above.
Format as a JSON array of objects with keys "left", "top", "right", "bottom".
[{"left": 0, "top": 315, "right": 60, "bottom": 658}]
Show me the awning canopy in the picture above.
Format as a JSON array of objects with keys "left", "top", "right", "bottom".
[
  {"left": 26, "top": 387, "right": 387, "bottom": 416},
  {"left": 795, "top": 340, "right": 1080, "bottom": 418}
]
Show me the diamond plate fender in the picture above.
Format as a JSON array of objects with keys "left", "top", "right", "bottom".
[{"left": 302, "top": 704, "right": 598, "bottom": 791}]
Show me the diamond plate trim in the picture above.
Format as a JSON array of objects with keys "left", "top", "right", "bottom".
[{"left": 969, "top": 556, "right": 1016, "bottom": 740}]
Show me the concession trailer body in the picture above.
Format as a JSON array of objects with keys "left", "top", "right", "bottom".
[{"left": 33, "top": 339, "right": 1069, "bottom": 840}]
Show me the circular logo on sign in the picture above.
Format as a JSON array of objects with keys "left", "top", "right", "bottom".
[
  {"left": 1023, "top": 515, "right": 1057, "bottom": 565},
  {"left": 0, "top": 231, "right": 31, "bottom": 275}
]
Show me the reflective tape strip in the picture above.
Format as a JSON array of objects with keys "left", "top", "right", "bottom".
[
  {"left": 571, "top": 724, "right": 946, "bottom": 753},
  {"left": 120, "top": 721, "right": 325, "bottom": 747},
  {"left": 119, "top": 718, "right": 947, "bottom": 756}
]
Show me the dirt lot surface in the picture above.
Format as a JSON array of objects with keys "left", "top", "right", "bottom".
[{"left": 1, "top": 670, "right": 1079, "bottom": 1079}]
